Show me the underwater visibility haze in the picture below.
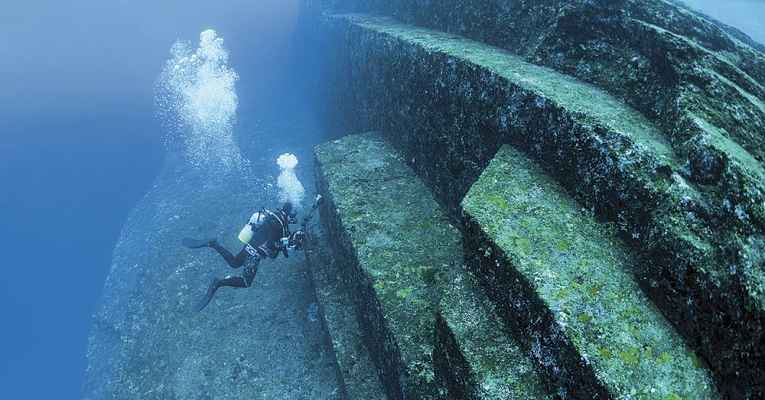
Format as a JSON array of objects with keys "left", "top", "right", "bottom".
[
  {"left": 1, "top": 0, "right": 764, "bottom": 399},
  {"left": 1, "top": 0, "right": 325, "bottom": 398}
]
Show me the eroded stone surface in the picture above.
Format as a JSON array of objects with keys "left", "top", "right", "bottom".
[
  {"left": 317, "top": 13, "right": 765, "bottom": 396},
  {"left": 304, "top": 219, "right": 387, "bottom": 400},
  {"left": 462, "top": 145, "right": 718, "bottom": 399},
  {"left": 315, "top": 132, "right": 462, "bottom": 399},
  {"left": 322, "top": 0, "right": 765, "bottom": 197},
  {"left": 434, "top": 266, "right": 552, "bottom": 400}
]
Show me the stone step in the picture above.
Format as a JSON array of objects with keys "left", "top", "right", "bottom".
[
  {"left": 319, "top": 13, "right": 765, "bottom": 395},
  {"left": 314, "top": 132, "right": 462, "bottom": 400},
  {"left": 315, "top": 132, "right": 557, "bottom": 400},
  {"left": 322, "top": 12, "right": 678, "bottom": 212},
  {"left": 320, "top": 0, "right": 765, "bottom": 173},
  {"left": 304, "top": 221, "right": 387, "bottom": 400},
  {"left": 462, "top": 145, "right": 719, "bottom": 399},
  {"left": 434, "top": 266, "right": 552, "bottom": 400}
]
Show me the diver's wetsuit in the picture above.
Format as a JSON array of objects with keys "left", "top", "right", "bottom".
[
  {"left": 187, "top": 204, "right": 299, "bottom": 311},
  {"left": 209, "top": 207, "right": 292, "bottom": 284}
]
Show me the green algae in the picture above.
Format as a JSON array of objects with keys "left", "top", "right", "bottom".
[
  {"left": 462, "top": 145, "right": 718, "bottom": 399},
  {"left": 317, "top": 11, "right": 765, "bottom": 395},
  {"left": 315, "top": 132, "right": 462, "bottom": 399},
  {"left": 303, "top": 223, "right": 387, "bottom": 399},
  {"left": 435, "top": 267, "right": 552, "bottom": 400},
  {"left": 347, "top": 13, "right": 677, "bottom": 165},
  {"left": 691, "top": 114, "right": 765, "bottom": 182}
]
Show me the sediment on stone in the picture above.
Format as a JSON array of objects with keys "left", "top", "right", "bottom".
[
  {"left": 314, "top": 132, "right": 463, "bottom": 400},
  {"left": 304, "top": 220, "right": 387, "bottom": 400},
  {"left": 319, "top": 0, "right": 765, "bottom": 228},
  {"left": 83, "top": 153, "right": 341, "bottom": 400},
  {"left": 434, "top": 266, "right": 552, "bottom": 400},
  {"left": 322, "top": 13, "right": 677, "bottom": 213},
  {"left": 318, "top": 13, "right": 765, "bottom": 396},
  {"left": 462, "top": 145, "right": 719, "bottom": 399}
]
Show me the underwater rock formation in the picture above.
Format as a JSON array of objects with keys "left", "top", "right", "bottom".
[
  {"left": 312, "top": 133, "right": 556, "bottom": 399},
  {"left": 304, "top": 219, "right": 387, "bottom": 399},
  {"left": 83, "top": 137, "right": 341, "bottom": 399},
  {"left": 434, "top": 258, "right": 551, "bottom": 399},
  {"left": 463, "top": 145, "right": 716, "bottom": 398},
  {"left": 314, "top": 132, "right": 461, "bottom": 399},
  {"left": 302, "top": 0, "right": 765, "bottom": 398}
]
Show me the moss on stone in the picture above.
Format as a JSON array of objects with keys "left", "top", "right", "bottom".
[
  {"left": 325, "top": 0, "right": 765, "bottom": 182},
  {"left": 314, "top": 132, "right": 462, "bottom": 399},
  {"left": 303, "top": 221, "right": 387, "bottom": 400},
  {"left": 462, "top": 145, "right": 718, "bottom": 399},
  {"left": 349, "top": 13, "right": 676, "bottom": 165},
  {"left": 434, "top": 266, "right": 552, "bottom": 400},
  {"left": 317, "top": 13, "right": 765, "bottom": 395}
]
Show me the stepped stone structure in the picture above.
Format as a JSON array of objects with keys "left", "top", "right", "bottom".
[
  {"left": 304, "top": 220, "right": 387, "bottom": 399},
  {"left": 300, "top": 0, "right": 765, "bottom": 399},
  {"left": 310, "top": 132, "right": 555, "bottom": 399},
  {"left": 314, "top": 132, "right": 461, "bottom": 399},
  {"left": 434, "top": 262, "right": 551, "bottom": 399},
  {"left": 463, "top": 145, "right": 716, "bottom": 399}
]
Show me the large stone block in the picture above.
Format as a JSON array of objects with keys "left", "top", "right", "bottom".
[
  {"left": 314, "top": 132, "right": 462, "bottom": 399},
  {"left": 304, "top": 221, "right": 387, "bottom": 400},
  {"left": 318, "top": 14, "right": 765, "bottom": 396},
  {"left": 321, "top": 0, "right": 765, "bottom": 196},
  {"left": 434, "top": 266, "right": 552, "bottom": 400},
  {"left": 462, "top": 145, "right": 718, "bottom": 399}
]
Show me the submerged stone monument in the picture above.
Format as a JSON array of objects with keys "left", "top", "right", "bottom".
[{"left": 302, "top": 1, "right": 765, "bottom": 398}]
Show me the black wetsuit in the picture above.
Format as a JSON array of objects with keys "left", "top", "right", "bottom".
[
  {"left": 209, "top": 208, "right": 293, "bottom": 289},
  {"left": 190, "top": 206, "right": 297, "bottom": 311}
]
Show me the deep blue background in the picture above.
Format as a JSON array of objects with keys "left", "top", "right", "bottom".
[
  {"left": 0, "top": 1, "right": 326, "bottom": 398},
  {"left": 0, "top": 1, "right": 761, "bottom": 399},
  {"left": 685, "top": 0, "right": 765, "bottom": 43}
]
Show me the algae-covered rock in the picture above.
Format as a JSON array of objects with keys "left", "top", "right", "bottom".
[
  {"left": 304, "top": 219, "right": 387, "bottom": 400},
  {"left": 314, "top": 12, "right": 765, "bottom": 397},
  {"left": 323, "top": 0, "right": 765, "bottom": 188},
  {"left": 83, "top": 154, "right": 340, "bottom": 400},
  {"left": 314, "top": 132, "right": 462, "bottom": 399},
  {"left": 462, "top": 145, "right": 719, "bottom": 399},
  {"left": 434, "top": 266, "right": 552, "bottom": 400}
]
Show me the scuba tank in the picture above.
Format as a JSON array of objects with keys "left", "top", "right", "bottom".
[
  {"left": 239, "top": 211, "right": 267, "bottom": 244},
  {"left": 238, "top": 224, "right": 254, "bottom": 244}
]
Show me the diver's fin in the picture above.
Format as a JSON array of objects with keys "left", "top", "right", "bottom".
[
  {"left": 182, "top": 238, "right": 215, "bottom": 249},
  {"left": 194, "top": 278, "right": 221, "bottom": 312}
]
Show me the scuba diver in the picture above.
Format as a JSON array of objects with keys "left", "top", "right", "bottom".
[{"left": 183, "top": 195, "right": 322, "bottom": 312}]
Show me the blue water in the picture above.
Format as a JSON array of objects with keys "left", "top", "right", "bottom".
[
  {"left": 0, "top": 1, "right": 325, "bottom": 398},
  {"left": 0, "top": 0, "right": 762, "bottom": 399},
  {"left": 684, "top": 0, "right": 765, "bottom": 44},
  {"left": 0, "top": 106, "right": 163, "bottom": 397}
]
